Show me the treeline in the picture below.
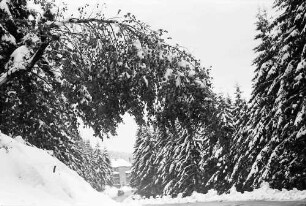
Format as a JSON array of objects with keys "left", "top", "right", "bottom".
[
  {"left": 130, "top": 87, "right": 248, "bottom": 197},
  {"left": 72, "top": 139, "right": 113, "bottom": 191},
  {"left": 131, "top": 0, "right": 306, "bottom": 197}
]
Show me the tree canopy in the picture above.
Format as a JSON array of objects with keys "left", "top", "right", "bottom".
[{"left": 0, "top": 0, "right": 213, "bottom": 188}]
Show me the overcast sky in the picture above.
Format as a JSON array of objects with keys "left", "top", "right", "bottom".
[{"left": 74, "top": 0, "right": 274, "bottom": 153}]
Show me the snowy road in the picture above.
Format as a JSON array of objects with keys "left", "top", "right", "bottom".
[{"left": 144, "top": 201, "right": 306, "bottom": 206}]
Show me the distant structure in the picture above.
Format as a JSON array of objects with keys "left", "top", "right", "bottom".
[{"left": 111, "top": 159, "right": 132, "bottom": 187}]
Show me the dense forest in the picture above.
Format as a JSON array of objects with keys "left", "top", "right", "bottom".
[
  {"left": 0, "top": 0, "right": 305, "bottom": 198},
  {"left": 131, "top": 0, "right": 306, "bottom": 197}
]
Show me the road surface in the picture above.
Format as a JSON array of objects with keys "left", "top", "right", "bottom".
[{"left": 144, "top": 201, "right": 306, "bottom": 206}]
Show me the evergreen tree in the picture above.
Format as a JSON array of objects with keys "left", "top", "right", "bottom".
[
  {"left": 159, "top": 71, "right": 218, "bottom": 196},
  {"left": 130, "top": 126, "right": 161, "bottom": 197},
  {"left": 200, "top": 94, "right": 235, "bottom": 193},
  {"left": 264, "top": 0, "right": 306, "bottom": 190},
  {"left": 92, "top": 144, "right": 112, "bottom": 191},
  {"left": 229, "top": 3, "right": 306, "bottom": 191},
  {"left": 217, "top": 86, "right": 248, "bottom": 192},
  {"left": 165, "top": 122, "right": 204, "bottom": 197},
  {"left": 70, "top": 139, "right": 112, "bottom": 191},
  {"left": 132, "top": 79, "right": 232, "bottom": 197},
  {"left": 232, "top": 85, "right": 248, "bottom": 130}
]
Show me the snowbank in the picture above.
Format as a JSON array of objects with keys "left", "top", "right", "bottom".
[
  {"left": 0, "top": 132, "right": 139, "bottom": 206},
  {"left": 104, "top": 186, "right": 120, "bottom": 198},
  {"left": 2, "top": 130, "right": 305, "bottom": 206},
  {"left": 103, "top": 186, "right": 134, "bottom": 199},
  {"left": 124, "top": 183, "right": 306, "bottom": 205}
]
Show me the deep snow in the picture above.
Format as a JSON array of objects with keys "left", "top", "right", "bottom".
[
  {"left": 0, "top": 132, "right": 137, "bottom": 206},
  {"left": 1, "top": 131, "right": 306, "bottom": 206}
]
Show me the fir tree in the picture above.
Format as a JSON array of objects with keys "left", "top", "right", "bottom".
[
  {"left": 130, "top": 126, "right": 161, "bottom": 197},
  {"left": 229, "top": 3, "right": 306, "bottom": 191},
  {"left": 200, "top": 94, "right": 235, "bottom": 193},
  {"left": 232, "top": 85, "right": 248, "bottom": 130},
  {"left": 166, "top": 122, "right": 204, "bottom": 197},
  {"left": 92, "top": 144, "right": 112, "bottom": 191}
]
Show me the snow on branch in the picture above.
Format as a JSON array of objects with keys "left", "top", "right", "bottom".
[
  {"left": 0, "top": 15, "right": 145, "bottom": 87},
  {"left": 0, "top": 41, "right": 50, "bottom": 87}
]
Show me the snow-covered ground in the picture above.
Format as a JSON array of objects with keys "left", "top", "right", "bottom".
[
  {"left": 144, "top": 201, "right": 306, "bottom": 206},
  {"left": 104, "top": 186, "right": 134, "bottom": 199},
  {"left": 0, "top": 132, "right": 138, "bottom": 206},
  {"left": 124, "top": 183, "right": 306, "bottom": 205},
  {"left": 1, "top": 131, "right": 305, "bottom": 206},
  {"left": 103, "top": 186, "right": 135, "bottom": 203}
]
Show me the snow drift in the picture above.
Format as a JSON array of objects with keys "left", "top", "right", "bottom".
[
  {"left": 0, "top": 132, "right": 136, "bottom": 206},
  {"left": 124, "top": 183, "right": 306, "bottom": 205}
]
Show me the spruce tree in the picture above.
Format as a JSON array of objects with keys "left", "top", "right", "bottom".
[
  {"left": 92, "top": 144, "right": 112, "bottom": 191},
  {"left": 167, "top": 122, "right": 204, "bottom": 197},
  {"left": 230, "top": 3, "right": 306, "bottom": 191},
  {"left": 201, "top": 94, "right": 235, "bottom": 193},
  {"left": 153, "top": 126, "right": 177, "bottom": 197},
  {"left": 265, "top": 0, "right": 306, "bottom": 189},
  {"left": 130, "top": 127, "right": 160, "bottom": 197},
  {"left": 232, "top": 85, "right": 248, "bottom": 130}
]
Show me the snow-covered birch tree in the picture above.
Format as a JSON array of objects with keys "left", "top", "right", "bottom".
[{"left": 0, "top": 0, "right": 213, "bottom": 190}]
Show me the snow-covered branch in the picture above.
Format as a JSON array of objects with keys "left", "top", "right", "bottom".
[{"left": 0, "top": 41, "right": 50, "bottom": 87}]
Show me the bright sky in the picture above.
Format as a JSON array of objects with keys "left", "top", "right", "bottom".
[{"left": 72, "top": 0, "right": 274, "bottom": 153}]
